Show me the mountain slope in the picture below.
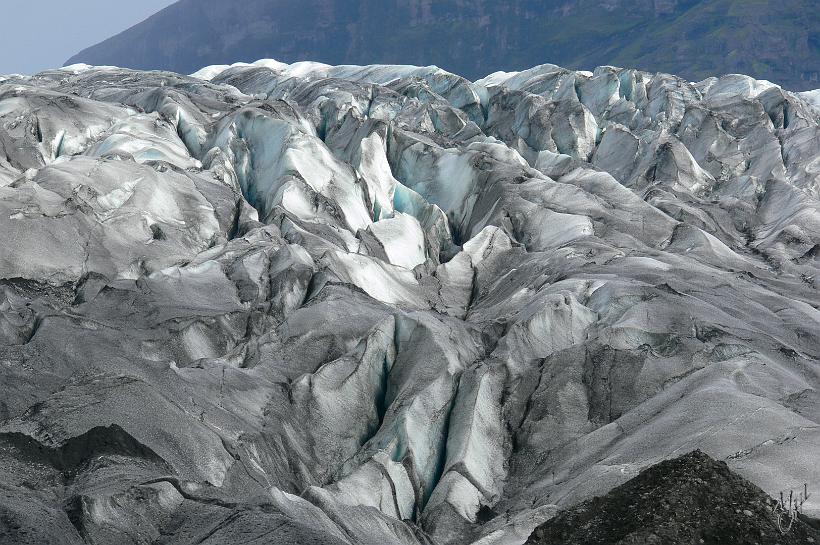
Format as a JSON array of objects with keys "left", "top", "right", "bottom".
[{"left": 65, "top": 0, "right": 820, "bottom": 90}]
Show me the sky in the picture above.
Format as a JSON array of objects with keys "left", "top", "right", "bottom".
[{"left": 0, "top": 0, "right": 177, "bottom": 75}]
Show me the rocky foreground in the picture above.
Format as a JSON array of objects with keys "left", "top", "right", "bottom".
[
  {"left": 0, "top": 60, "right": 819, "bottom": 545},
  {"left": 527, "top": 451, "right": 820, "bottom": 545}
]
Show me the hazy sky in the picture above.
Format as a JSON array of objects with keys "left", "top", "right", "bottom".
[{"left": 0, "top": 0, "right": 177, "bottom": 75}]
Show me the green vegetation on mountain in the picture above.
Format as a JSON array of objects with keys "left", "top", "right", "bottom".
[{"left": 67, "top": 0, "right": 820, "bottom": 90}]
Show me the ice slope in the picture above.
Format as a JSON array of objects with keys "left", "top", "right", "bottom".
[
  {"left": 0, "top": 59, "right": 819, "bottom": 545},
  {"left": 801, "top": 89, "right": 820, "bottom": 114}
]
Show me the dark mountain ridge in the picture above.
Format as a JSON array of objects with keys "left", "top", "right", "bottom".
[{"left": 66, "top": 0, "right": 820, "bottom": 90}]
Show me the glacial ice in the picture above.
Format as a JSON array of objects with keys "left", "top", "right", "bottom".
[{"left": 0, "top": 58, "right": 819, "bottom": 545}]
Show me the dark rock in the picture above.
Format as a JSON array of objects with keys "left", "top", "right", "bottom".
[{"left": 526, "top": 451, "right": 820, "bottom": 545}]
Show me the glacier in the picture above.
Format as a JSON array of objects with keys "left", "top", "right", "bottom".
[{"left": 0, "top": 58, "right": 819, "bottom": 545}]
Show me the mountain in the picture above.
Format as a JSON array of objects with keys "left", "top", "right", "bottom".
[
  {"left": 65, "top": 0, "right": 820, "bottom": 90},
  {"left": 1, "top": 57, "right": 819, "bottom": 545},
  {"left": 527, "top": 451, "right": 820, "bottom": 545}
]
